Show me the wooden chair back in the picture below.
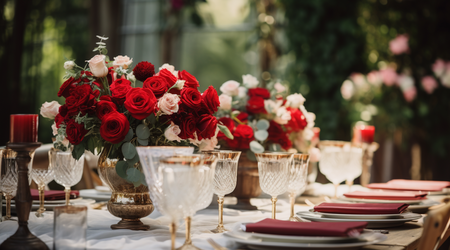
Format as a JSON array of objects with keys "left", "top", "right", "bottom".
[{"left": 417, "top": 201, "right": 450, "bottom": 250}]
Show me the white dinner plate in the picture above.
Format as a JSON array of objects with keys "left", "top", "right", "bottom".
[
  {"left": 230, "top": 223, "right": 369, "bottom": 243},
  {"left": 338, "top": 196, "right": 425, "bottom": 205},
  {"left": 79, "top": 189, "right": 111, "bottom": 201},
  {"left": 3, "top": 198, "right": 95, "bottom": 211},
  {"left": 309, "top": 209, "right": 405, "bottom": 219},
  {"left": 297, "top": 211, "right": 422, "bottom": 229},
  {"left": 224, "top": 229, "right": 387, "bottom": 249}
]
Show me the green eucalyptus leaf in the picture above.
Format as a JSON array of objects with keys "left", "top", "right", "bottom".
[
  {"left": 218, "top": 124, "right": 234, "bottom": 139},
  {"left": 126, "top": 168, "right": 141, "bottom": 183},
  {"left": 256, "top": 119, "right": 270, "bottom": 130},
  {"left": 122, "top": 142, "right": 136, "bottom": 159},
  {"left": 246, "top": 150, "right": 257, "bottom": 161},
  {"left": 72, "top": 143, "right": 85, "bottom": 160},
  {"left": 123, "top": 127, "right": 134, "bottom": 142},
  {"left": 136, "top": 124, "right": 150, "bottom": 139},
  {"left": 137, "top": 138, "right": 148, "bottom": 146},
  {"left": 127, "top": 153, "right": 140, "bottom": 166},
  {"left": 254, "top": 130, "right": 269, "bottom": 141},
  {"left": 250, "top": 140, "right": 265, "bottom": 153},
  {"left": 270, "top": 143, "right": 282, "bottom": 152},
  {"left": 116, "top": 161, "right": 129, "bottom": 179}
]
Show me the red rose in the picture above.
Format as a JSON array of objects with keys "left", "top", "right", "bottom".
[
  {"left": 248, "top": 88, "right": 270, "bottom": 99},
  {"left": 143, "top": 76, "right": 170, "bottom": 98},
  {"left": 217, "top": 117, "right": 235, "bottom": 140},
  {"left": 285, "top": 107, "right": 307, "bottom": 132},
  {"left": 175, "top": 113, "right": 196, "bottom": 139},
  {"left": 124, "top": 88, "right": 157, "bottom": 120},
  {"left": 196, "top": 114, "right": 218, "bottom": 140},
  {"left": 106, "top": 67, "right": 115, "bottom": 85},
  {"left": 100, "top": 111, "right": 130, "bottom": 144},
  {"left": 55, "top": 113, "right": 64, "bottom": 128},
  {"left": 133, "top": 61, "right": 155, "bottom": 82},
  {"left": 65, "top": 84, "right": 98, "bottom": 116},
  {"left": 226, "top": 124, "right": 254, "bottom": 150},
  {"left": 159, "top": 69, "right": 177, "bottom": 86},
  {"left": 65, "top": 119, "right": 88, "bottom": 145},
  {"left": 236, "top": 112, "right": 248, "bottom": 123},
  {"left": 178, "top": 70, "right": 199, "bottom": 88},
  {"left": 100, "top": 95, "right": 112, "bottom": 102},
  {"left": 180, "top": 87, "right": 202, "bottom": 111},
  {"left": 58, "top": 77, "right": 78, "bottom": 98},
  {"left": 246, "top": 96, "right": 267, "bottom": 114},
  {"left": 110, "top": 81, "right": 132, "bottom": 105},
  {"left": 267, "top": 121, "right": 292, "bottom": 150},
  {"left": 201, "top": 86, "right": 220, "bottom": 114},
  {"left": 111, "top": 78, "right": 132, "bottom": 86},
  {"left": 96, "top": 100, "right": 117, "bottom": 120}
]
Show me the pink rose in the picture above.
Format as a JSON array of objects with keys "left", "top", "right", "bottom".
[
  {"left": 274, "top": 82, "right": 286, "bottom": 93},
  {"left": 421, "top": 76, "right": 438, "bottom": 94},
  {"left": 113, "top": 55, "right": 133, "bottom": 69},
  {"left": 403, "top": 87, "right": 417, "bottom": 102},
  {"left": 164, "top": 123, "right": 182, "bottom": 142},
  {"left": 198, "top": 136, "right": 218, "bottom": 151},
  {"left": 88, "top": 55, "right": 108, "bottom": 77},
  {"left": 218, "top": 94, "right": 232, "bottom": 111},
  {"left": 308, "top": 147, "right": 321, "bottom": 163},
  {"left": 350, "top": 73, "right": 366, "bottom": 88},
  {"left": 158, "top": 93, "right": 180, "bottom": 115},
  {"left": 441, "top": 63, "right": 450, "bottom": 88},
  {"left": 220, "top": 80, "right": 240, "bottom": 96},
  {"left": 51, "top": 122, "right": 58, "bottom": 136},
  {"left": 432, "top": 59, "right": 446, "bottom": 77},
  {"left": 380, "top": 67, "right": 398, "bottom": 86},
  {"left": 367, "top": 71, "right": 383, "bottom": 86},
  {"left": 389, "top": 34, "right": 409, "bottom": 55},
  {"left": 396, "top": 74, "right": 414, "bottom": 91},
  {"left": 341, "top": 80, "right": 354, "bottom": 100},
  {"left": 40, "top": 101, "right": 61, "bottom": 119}
]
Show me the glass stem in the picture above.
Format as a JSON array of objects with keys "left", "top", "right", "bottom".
[
  {"left": 271, "top": 196, "right": 277, "bottom": 219},
  {"left": 217, "top": 196, "right": 224, "bottom": 230},
  {"left": 346, "top": 180, "right": 353, "bottom": 192},
  {"left": 334, "top": 183, "right": 339, "bottom": 199},
  {"left": 289, "top": 192, "right": 295, "bottom": 220},
  {"left": 5, "top": 195, "right": 11, "bottom": 220},
  {"left": 38, "top": 185, "right": 45, "bottom": 214},
  {"left": 65, "top": 187, "right": 70, "bottom": 206},
  {"left": 185, "top": 216, "right": 192, "bottom": 245},
  {"left": 169, "top": 222, "right": 176, "bottom": 250}
]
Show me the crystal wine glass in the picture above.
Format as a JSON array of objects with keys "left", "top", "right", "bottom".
[
  {"left": 255, "top": 152, "right": 293, "bottom": 219},
  {"left": 1, "top": 149, "right": 17, "bottom": 221},
  {"left": 31, "top": 147, "right": 56, "bottom": 217},
  {"left": 203, "top": 150, "right": 241, "bottom": 233},
  {"left": 319, "top": 141, "right": 363, "bottom": 198},
  {"left": 159, "top": 155, "right": 206, "bottom": 250},
  {"left": 288, "top": 153, "right": 310, "bottom": 221},
  {"left": 54, "top": 152, "right": 85, "bottom": 206}
]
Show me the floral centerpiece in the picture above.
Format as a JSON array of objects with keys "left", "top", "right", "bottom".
[
  {"left": 40, "top": 36, "right": 232, "bottom": 186},
  {"left": 215, "top": 74, "right": 319, "bottom": 159}
]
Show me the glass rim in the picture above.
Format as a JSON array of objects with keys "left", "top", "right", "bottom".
[
  {"left": 293, "top": 153, "right": 310, "bottom": 161},
  {"left": 319, "top": 140, "right": 363, "bottom": 148},
  {"left": 159, "top": 154, "right": 205, "bottom": 167},
  {"left": 54, "top": 204, "right": 88, "bottom": 213},
  {"left": 136, "top": 146, "right": 194, "bottom": 149}
]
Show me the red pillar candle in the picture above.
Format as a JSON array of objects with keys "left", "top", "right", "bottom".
[
  {"left": 355, "top": 125, "right": 375, "bottom": 143},
  {"left": 10, "top": 114, "right": 39, "bottom": 143}
]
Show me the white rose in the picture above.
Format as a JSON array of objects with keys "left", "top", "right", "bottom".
[
  {"left": 159, "top": 63, "right": 178, "bottom": 77},
  {"left": 303, "top": 127, "right": 315, "bottom": 141},
  {"left": 175, "top": 79, "right": 185, "bottom": 90},
  {"left": 220, "top": 80, "right": 240, "bottom": 96},
  {"left": 286, "top": 93, "right": 305, "bottom": 108},
  {"left": 158, "top": 93, "right": 180, "bottom": 115},
  {"left": 341, "top": 80, "right": 354, "bottom": 100},
  {"left": 274, "top": 107, "right": 291, "bottom": 125},
  {"left": 40, "top": 101, "right": 61, "bottom": 119},
  {"left": 88, "top": 55, "right": 108, "bottom": 77},
  {"left": 64, "top": 61, "right": 75, "bottom": 70},
  {"left": 238, "top": 87, "right": 247, "bottom": 98},
  {"left": 242, "top": 74, "right": 259, "bottom": 88},
  {"left": 127, "top": 71, "right": 136, "bottom": 82},
  {"left": 51, "top": 122, "right": 58, "bottom": 136},
  {"left": 308, "top": 147, "right": 321, "bottom": 162},
  {"left": 305, "top": 112, "right": 316, "bottom": 128},
  {"left": 274, "top": 82, "right": 286, "bottom": 93},
  {"left": 164, "top": 123, "right": 182, "bottom": 142},
  {"left": 218, "top": 94, "right": 232, "bottom": 111},
  {"left": 113, "top": 55, "right": 133, "bottom": 69}
]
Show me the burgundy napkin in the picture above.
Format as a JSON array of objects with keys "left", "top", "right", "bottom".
[
  {"left": 344, "top": 191, "right": 427, "bottom": 200},
  {"left": 30, "top": 189, "right": 79, "bottom": 201},
  {"left": 314, "top": 202, "right": 409, "bottom": 214},
  {"left": 244, "top": 218, "right": 367, "bottom": 237},
  {"left": 368, "top": 179, "right": 450, "bottom": 192}
]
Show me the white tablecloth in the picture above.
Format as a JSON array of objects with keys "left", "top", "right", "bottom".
[{"left": 0, "top": 199, "right": 311, "bottom": 250}]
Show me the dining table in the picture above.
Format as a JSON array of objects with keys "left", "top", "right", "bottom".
[{"left": 0, "top": 189, "right": 449, "bottom": 250}]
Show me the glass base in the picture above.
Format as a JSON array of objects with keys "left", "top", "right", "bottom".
[
  {"left": 288, "top": 216, "right": 303, "bottom": 222},
  {"left": 211, "top": 226, "right": 228, "bottom": 234},
  {"left": 35, "top": 212, "right": 45, "bottom": 218},
  {"left": 176, "top": 243, "right": 202, "bottom": 250}
]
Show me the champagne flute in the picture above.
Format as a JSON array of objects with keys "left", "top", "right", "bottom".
[
  {"left": 54, "top": 152, "right": 85, "bottom": 206},
  {"left": 255, "top": 152, "right": 293, "bottom": 219},
  {"left": 288, "top": 154, "right": 309, "bottom": 221},
  {"left": 31, "top": 147, "right": 56, "bottom": 217},
  {"left": 203, "top": 150, "right": 241, "bottom": 233},
  {"left": 1, "top": 149, "right": 17, "bottom": 221}
]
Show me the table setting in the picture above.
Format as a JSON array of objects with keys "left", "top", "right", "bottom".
[{"left": 0, "top": 36, "right": 449, "bottom": 250}]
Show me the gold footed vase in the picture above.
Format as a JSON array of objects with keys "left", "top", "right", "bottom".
[{"left": 98, "top": 145, "right": 154, "bottom": 231}]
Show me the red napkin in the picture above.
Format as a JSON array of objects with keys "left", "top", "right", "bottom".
[
  {"left": 344, "top": 191, "right": 427, "bottom": 200},
  {"left": 368, "top": 179, "right": 450, "bottom": 192},
  {"left": 30, "top": 189, "right": 79, "bottom": 201},
  {"left": 244, "top": 218, "right": 367, "bottom": 237},
  {"left": 314, "top": 202, "right": 409, "bottom": 214}
]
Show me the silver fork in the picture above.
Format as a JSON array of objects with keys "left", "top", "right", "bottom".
[{"left": 207, "top": 238, "right": 229, "bottom": 250}]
